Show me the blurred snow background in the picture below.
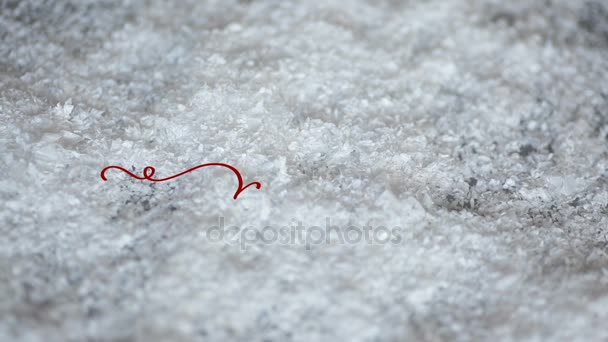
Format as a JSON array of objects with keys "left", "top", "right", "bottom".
[{"left": 1, "top": 0, "right": 608, "bottom": 341}]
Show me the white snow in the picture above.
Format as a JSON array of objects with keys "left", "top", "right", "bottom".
[{"left": 1, "top": 0, "right": 608, "bottom": 341}]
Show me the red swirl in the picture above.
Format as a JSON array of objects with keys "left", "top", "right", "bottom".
[{"left": 100, "top": 163, "right": 261, "bottom": 200}]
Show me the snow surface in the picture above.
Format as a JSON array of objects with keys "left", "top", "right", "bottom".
[{"left": 1, "top": 0, "right": 608, "bottom": 341}]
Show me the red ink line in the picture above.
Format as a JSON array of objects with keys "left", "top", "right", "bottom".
[{"left": 100, "top": 163, "right": 261, "bottom": 200}]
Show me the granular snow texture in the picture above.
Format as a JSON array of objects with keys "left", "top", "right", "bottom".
[{"left": 1, "top": 0, "right": 608, "bottom": 341}]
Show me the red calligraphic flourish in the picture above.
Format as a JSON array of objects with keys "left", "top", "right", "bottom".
[{"left": 100, "top": 163, "right": 261, "bottom": 200}]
